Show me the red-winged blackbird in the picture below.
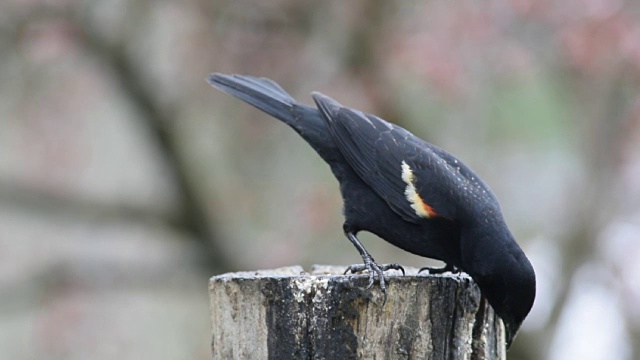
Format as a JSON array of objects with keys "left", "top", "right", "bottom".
[{"left": 208, "top": 74, "right": 536, "bottom": 349}]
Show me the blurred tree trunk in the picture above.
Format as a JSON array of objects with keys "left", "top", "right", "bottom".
[{"left": 74, "top": 6, "right": 232, "bottom": 271}]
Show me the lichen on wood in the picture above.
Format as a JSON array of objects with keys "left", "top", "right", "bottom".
[{"left": 209, "top": 265, "right": 505, "bottom": 360}]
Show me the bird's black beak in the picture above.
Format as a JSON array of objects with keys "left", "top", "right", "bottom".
[{"left": 504, "top": 321, "right": 519, "bottom": 350}]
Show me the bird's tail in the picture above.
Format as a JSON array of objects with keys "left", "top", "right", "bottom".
[
  {"left": 207, "top": 73, "right": 297, "bottom": 123},
  {"left": 207, "top": 73, "right": 341, "bottom": 164}
]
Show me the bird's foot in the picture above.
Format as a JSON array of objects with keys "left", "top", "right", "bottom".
[
  {"left": 418, "top": 263, "right": 460, "bottom": 275},
  {"left": 344, "top": 258, "right": 404, "bottom": 304}
]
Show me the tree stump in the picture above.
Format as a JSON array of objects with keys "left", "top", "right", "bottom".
[{"left": 209, "top": 265, "right": 506, "bottom": 360}]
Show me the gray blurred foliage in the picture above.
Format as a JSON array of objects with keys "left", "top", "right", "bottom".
[{"left": 0, "top": 0, "right": 639, "bottom": 359}]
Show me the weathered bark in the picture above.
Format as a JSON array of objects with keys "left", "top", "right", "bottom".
[{"left": 209, "top": 265, "right": 505, "bottom": 360}]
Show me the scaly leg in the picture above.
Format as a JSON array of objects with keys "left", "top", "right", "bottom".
[{"left": 343, "top": 231, "right": 404, "bottom": 304}]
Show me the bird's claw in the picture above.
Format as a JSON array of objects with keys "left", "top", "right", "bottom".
[
  {"left": 418, "top": 263, "right": 460, "bottom": 275},
  {"left": 344, "top": 259, "right": 405, "bottom": 305}
]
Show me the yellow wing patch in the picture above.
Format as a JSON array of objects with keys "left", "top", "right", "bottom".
[{"left": 401, "top": 161, "right": 438, "bottom": 218}]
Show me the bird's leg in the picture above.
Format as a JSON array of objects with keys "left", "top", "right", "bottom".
[
  {"left": 418, "top": 263, "right": 460, "bottom": 275},
  {"left": 343, "top": 232, "right": 404, "bottom": 304}
]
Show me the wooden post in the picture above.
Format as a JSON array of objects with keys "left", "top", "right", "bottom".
[{"left": 209, "top": 265, "right": 506, "bottom": 359}]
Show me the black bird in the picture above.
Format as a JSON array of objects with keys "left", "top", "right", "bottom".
[{"left": 207, "top": 73, "right": 536, "bottom": 348}]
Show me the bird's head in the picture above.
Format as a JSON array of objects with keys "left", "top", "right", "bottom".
[{"left": 460, "top": 222, "right": 536, "bottom": 349}]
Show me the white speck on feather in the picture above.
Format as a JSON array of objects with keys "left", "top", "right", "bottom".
[{"left": 359, "top": 112, "right": 375, "bottom": 127}]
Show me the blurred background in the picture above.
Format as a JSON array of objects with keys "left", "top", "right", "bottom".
[{"left": 1, "top": 0, "right": 639, "bottom": 359}]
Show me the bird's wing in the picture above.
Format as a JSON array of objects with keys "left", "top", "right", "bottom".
[{"left": 312, "top": 92, "right": 495, "bottom": 224}]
